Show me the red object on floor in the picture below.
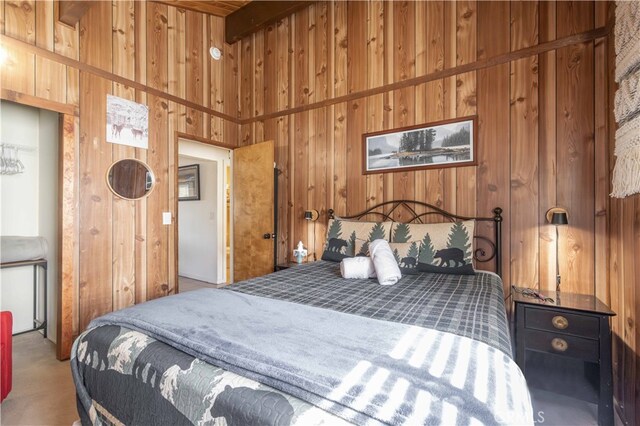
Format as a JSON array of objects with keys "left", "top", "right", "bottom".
[{"left": 0, "top": 311, "right": 12, "bottom": 402}]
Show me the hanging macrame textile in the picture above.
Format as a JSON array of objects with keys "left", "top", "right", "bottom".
[{"left": 612, "top": 1, "right": 640, "bottom": 197}]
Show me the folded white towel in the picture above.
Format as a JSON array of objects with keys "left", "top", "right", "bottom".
[
  {"left": 369, "top": 239, "right": 402, "bottom": 285},
  {"left": 340, "top": 256, "right": 376, "bottom": 279}
]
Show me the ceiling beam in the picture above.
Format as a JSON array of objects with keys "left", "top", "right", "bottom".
[
  {"left": 225, "top": 1, "right": 312, "bottom": 44},
  {"left": 152, "top": 1, "right": 249, "bottom": 18},
  {"left": 57, "top": 1, "right": 94, "bottom": 27}
]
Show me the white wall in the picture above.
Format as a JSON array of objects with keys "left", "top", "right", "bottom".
[
  {"left": 178, "top": 139, "right": 231, "bottom": 284},
  {"left": 0, "top": 101, "right": 58, "bottom": 339},
  {"left": 0, "top": 102, "right": 39, "bottom": 235},
  {"left": 178, "top": 157, "right": 218, "bottom": 283}
]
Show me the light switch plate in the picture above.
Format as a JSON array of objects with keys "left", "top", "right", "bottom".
[{"left": 162, "top": 212, "right": 172, "bottom": 225}]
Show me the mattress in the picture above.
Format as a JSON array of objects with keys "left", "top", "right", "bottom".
[{"left": 72, "top": 261, "right": 530, "bottom": 425}]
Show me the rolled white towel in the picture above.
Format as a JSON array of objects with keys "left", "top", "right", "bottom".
[
  {"left": 340, "top": 256, "right": 376, "bottom": 279},
  {"left": 369, "top": 239, "right": 402, "bottom": 285}
]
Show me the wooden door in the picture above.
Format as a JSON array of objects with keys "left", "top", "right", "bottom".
[{"left": 233, "top": 141, "right": 275, "bottom": 282}]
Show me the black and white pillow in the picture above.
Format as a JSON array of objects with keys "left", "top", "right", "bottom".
[
  {"left": 390, "top": 221, "right": 475, "bottom": 275},
  {"left": 321, "top": 219, "right": 392, "bottom": 262},
  {"left": 388, "top": 242, "right": 420, "bottom": 275}
]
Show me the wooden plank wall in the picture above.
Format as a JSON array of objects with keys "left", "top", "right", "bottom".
[
  {"left": 607, "top": 3, "right": 640, "bottom": 424},
  {"left": 238, "top": 6, "right": 638, "bottom": 421},
  {"left": 237, "top": 0, "right": 608, "bottom": 296},
  {"left": 240, "top": 0, "right": 640, "bottom": 424},
  {"left": 239, "top": 3, "right": 638, "bottom": 419},
  {"left": 610, "top": 192, "right": 640, "bottom": 424},
  {"left": 0, "top": 0, "right": 240, "bottom": 332},
  {"left": 2, "top": 1, "right": 638, "bottom": 423}
]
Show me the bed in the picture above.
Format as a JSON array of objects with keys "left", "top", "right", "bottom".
[{"left": 71, "top": 201, "right": 533, "bottom": 426}]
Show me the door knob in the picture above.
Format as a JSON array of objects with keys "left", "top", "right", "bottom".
[{"left": 263, "top": 233, "right": 275, "bottom": 239}]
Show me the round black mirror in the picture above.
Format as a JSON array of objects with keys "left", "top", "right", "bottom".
[{"left": 106, "top": 159, "right": 155, "bottom": 200}]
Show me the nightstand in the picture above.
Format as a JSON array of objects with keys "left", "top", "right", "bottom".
[
  {"left": 275, "top": 262, "right": 304, "bottom": 271},
  {"left": 513, "top": 288, "right": 616, "bottom": 426}
]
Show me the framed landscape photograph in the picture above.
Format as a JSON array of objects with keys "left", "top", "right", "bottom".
[
  {"left": 363, "top": 116, "right": 477, "bottom": 174},
  {"left": 178, "top": 164, "right": 201, "bottom": 201}
]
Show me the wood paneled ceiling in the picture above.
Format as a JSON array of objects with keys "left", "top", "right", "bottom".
[{"left": 153, "top": 1, "right": 251, "bottom": 17}]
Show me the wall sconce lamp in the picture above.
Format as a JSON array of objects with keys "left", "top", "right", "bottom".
[
  {"left": 546, "top": 207, "right": 569, "bottom": 293},
  {"left": 304, "top": 209, "right": 319, "bottom": 221},
  {"left": 304, "top": 209, "right": 319, "bottom": 261}
]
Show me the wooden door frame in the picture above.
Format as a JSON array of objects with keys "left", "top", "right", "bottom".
[
  {"left": 0, "top": 90, "right": 79, "bottom": 361},
  {"left": 173, "top": 132, "right": 236, "bottom": 288}
]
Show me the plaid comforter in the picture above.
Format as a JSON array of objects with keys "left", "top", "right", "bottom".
[{"left": 229, "top": 261, "right": 512, "bottom": 355}]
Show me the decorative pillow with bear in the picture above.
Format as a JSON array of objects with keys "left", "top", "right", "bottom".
[
  {"left": 390, "top": 220, "right": 475, "bottom": 275},
  {"left": 321, "top": 219, "right": 392, "bottom": 262},
  {"left": 388, "top": 242, "right": 421, "bottom": 275}
]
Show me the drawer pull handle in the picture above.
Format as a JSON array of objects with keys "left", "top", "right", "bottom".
[
  {"left": 552, "top": 315, "right": 569, "bottom": 330},
  {"left": 551, "top": 337, "right": 568, "bottom": 352}
]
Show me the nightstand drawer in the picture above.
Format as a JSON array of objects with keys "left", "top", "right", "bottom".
[
  {"left": 524, "top": 329, "right": 599, "bottom": 362},
  {"left": 525, "top": 307, "right": 599, "bottom": 339}
]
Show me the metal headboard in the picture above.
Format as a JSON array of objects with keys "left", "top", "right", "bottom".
[{"left": 328, "top": 200, "right": 503, "bottom": 277}]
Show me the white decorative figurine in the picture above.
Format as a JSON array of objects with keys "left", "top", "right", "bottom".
[{"left": 293, "top": 241, "right": 308, "bottom": 264}]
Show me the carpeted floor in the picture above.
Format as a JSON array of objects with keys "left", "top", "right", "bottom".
[
  {"left": 0, "top": 332, "right": 77, "bottom": 425},
  {"left": 178, "top": 275, "right": 228, "bottom": 292}
]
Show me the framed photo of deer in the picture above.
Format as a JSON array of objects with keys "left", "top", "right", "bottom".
[
  {"left": 106, "top": 95, "right": 149, "bottom": 149},
  {"left": 363, "top": 116, "right": 477, "bottom": 174}
]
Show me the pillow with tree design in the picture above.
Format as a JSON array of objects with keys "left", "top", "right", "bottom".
[
  {"left": 321, "top": 219, "right": 392, "bottom": 262},
  {"left": 390, "top": 221, "right": 475, "bottom": 275},
  {"left": 388, "top": 242, "right": 421, "bottom": 275}
]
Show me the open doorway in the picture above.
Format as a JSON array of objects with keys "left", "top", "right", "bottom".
[
  {"left": 0, "top": 100, "right": 59, "bottom": 342},
  {"left": 177, "top": 138, "right": 232, "bottom": 292}
]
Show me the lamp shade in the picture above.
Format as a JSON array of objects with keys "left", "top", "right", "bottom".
[
  {"left": 550, "top": 212, "right": 568, "bottom": 226},
  {"left": 546, "top": 207, "right": 569, "bottom": 225},
  {"left": 304, "top": 209, "right": 319, "bottom": 221}
]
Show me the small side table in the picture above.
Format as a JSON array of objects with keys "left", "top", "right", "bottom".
[
  {"left": 513, "top": 288, "right": 615, "bottom": 426},
  {"left": 275, "top": 262, "right": 305, "bottom": 271},
  {"left": 1, "top": 259, "right": 48, "bottom": 338}
]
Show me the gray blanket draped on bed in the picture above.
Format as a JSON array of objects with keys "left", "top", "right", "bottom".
[{"left": 78, "top": 289, "right": 532, "bottom": 425}]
